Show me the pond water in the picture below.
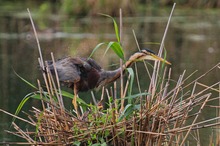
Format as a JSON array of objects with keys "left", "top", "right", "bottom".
[{"left": 0, "top": 4, "right": 220, "bottom": 145}]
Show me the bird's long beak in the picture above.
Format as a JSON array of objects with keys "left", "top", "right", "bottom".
[
  {"left": 151, "top": 54, "right": 171, "bottom": 65},
  {"left": 140, "top": 53, "right": 171, "bottom": 65}
]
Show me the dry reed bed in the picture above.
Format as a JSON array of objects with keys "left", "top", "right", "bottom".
[{"left": 4, "top": 62, "right": 220, "bottom": 145}]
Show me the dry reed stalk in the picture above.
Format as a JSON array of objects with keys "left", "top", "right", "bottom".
[
  {"left": 3, "top": 77, "right": 220, "bottom": 145},
  {"left": 180, "top": 93, "right": 211, "bottom": 146},
  {"left": 119, "top": 8, "right": 125, "bottom": 113},
  {"left": 51, "top": 52, "right": 64, "bottom": 108},
  {"left": 0, "top": 109, "right": 35, "bottom": 126},
  {"left": 218, "top": 83, "right": 220, "bottom": 145}
]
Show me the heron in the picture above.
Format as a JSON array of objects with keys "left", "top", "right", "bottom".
[{"left": 47, "top": 49, "right": 171, "bottom": 116}]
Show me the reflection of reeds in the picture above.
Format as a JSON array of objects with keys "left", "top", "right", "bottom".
[{"left": 2, "top": 6, "right": 220, "bottom": 146}]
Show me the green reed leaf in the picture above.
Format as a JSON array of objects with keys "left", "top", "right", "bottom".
[
  {"left": 118, "top": 104, "right": 140, "bottom": 122},
  {"left": 12, "top": 92, "right": 42, "bottom": 125},
  {"left": 88, "top": 42, "right": 106, "bottom": 58},
  {"left": 13, "top": 70, "right": 38, "bottom": 90},
  {"left": 126, "top": 68, "right": 134, "bottom": 100},
  {"left": 61, "top": 90, "right": 90, "bottom": 107},
  {"left": 106, "top": 42, "right": 124, "bottom": 60},
  {"left": 117, "top": 92, "right": 150, "bottom": 101},
  {"left": 99, "top": 13, "right": 120, "bottom": 42}
]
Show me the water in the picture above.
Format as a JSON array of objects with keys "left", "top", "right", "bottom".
[{"left": 0, "top": 4, "right": 220, "bottom": 145}]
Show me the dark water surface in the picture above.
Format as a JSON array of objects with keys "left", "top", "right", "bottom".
[{"left": 0, "top": 4, "right": 220, "bottom": 145}]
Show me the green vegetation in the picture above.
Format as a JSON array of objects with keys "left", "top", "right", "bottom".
[{"left": 1, "top": 0, "right": 220, "bottom": 18}]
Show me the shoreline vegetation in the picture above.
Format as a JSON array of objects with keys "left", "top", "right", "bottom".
[
  {"left": 1, "top": 3, "right": 220, "bottom": 146},
  {"left": 2, "top": 0, "right": 220, "bottom": 18}
]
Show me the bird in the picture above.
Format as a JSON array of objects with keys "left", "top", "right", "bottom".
[{"left": 46, "top": 49, "right": 171, "bottom": 116}]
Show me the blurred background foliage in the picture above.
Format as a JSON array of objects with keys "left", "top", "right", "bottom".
[{"left": 1, "top": 0, "right": 220, "bottom": 18}]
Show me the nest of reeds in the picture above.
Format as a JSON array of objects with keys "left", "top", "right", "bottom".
[
  {"left": 3, "top": 58, "right": 219, "bottom": 146},
  {"left": 5, "top": 61, "right": 219, "bottom": 145},
  {"left": 2, "top": 5, "right": 220, "bottom": 146}
]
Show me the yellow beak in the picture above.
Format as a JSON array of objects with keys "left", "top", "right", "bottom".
[
  {"left": 151, "top": 54, "right": 171, "bottom": 65},
  {"left": 140, "top": 53, "right": 171, "bottom": 65}
]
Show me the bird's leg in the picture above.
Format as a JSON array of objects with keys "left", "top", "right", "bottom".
[{"left": 72, "top": 85, "right": 79, "bottom": 117}]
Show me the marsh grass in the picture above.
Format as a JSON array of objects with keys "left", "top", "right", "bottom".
[{"left": 1, "top": 4, "right": 220, "bottom": 146}]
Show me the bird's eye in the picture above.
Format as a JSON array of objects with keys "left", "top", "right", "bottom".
[
  {"left": 140, "top": 50, "right": 147, "bottom": 54},
  {"left": 141, "top": 48, "right": 156, "bottom": 55},
  {"left": 140, "top": 50, "right": 149, "bottom": 55}
]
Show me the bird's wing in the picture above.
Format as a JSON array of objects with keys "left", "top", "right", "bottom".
[
  {"left": 86, "top": 58, "right": 102, "bottom": 71},
  {"left": 48, "top": 57, "right": 101, "bottom": 83},
  {"left": 50, "top": 57, "right": 81, "bottom": 83}
]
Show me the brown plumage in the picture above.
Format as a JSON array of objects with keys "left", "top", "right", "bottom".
[{"left": 47, "top": 49, "right": 171, "bottom": 116}]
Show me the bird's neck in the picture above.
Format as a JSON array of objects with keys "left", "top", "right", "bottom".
[{"left": 97, "top": 58, "right": 134, "bottom": 88}]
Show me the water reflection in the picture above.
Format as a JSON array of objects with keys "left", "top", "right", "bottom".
[{"left": 0, "top": 8, "right": 220, "bottom": 144}]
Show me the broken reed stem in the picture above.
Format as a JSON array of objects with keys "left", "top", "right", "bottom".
[
  {"left": 168, "top": 70, "right": 185, "bottom": 114},
  {"left": 132, "top": 30, "right": 140, "bottom": 51},
  {"left": 113, "top": 82, "right": 119, "bottom": 116},
  {"left": 144, "top": 2, "right": 176, "bottom": 110},
  {"left": 44, "top": 62, "right": 58, "bottom": 116},
  {"left": 12, "top": 122, "right": 35, "bottom": 143},
  {"left": 29, "top": 8, "right": 69, "bottom": 131},
  {"left": 132, "top": 29, "right": 152, "bottom": 81},
  {"left": 51, "top": 52, "right": 64, "bottom": 109},
  {"left": 190, "top": 82, "right": 220, "bottom": 103},
  {"left": 197, "top": 82, "right": 220, "bottom": 93},
  {"left": 218, "top": 83, "right": 220, "bottom": 145},
  {"left": 159, "top": 66, "right": 167, "bottom": 100},
  {"left": 180, "top": 93, "right": 211, "bottom": 146},
  {"left": 123, "top": 75, "right": 131, "bottom": 98},
  {"left": 1, "top": 142, "right": 62, "bottom": 145},
  {"left": 134, "top": 63, "right": 143, "bottom": 99},
  {"left": 91, "top": 91, "right": 97, "bottom": 105},
  {"left": 163, "top": 63, "right": 219, "bottom": 104},
  {"left": 0, "top": 109, "right": 35, "bottom": 126},
  {"left": 148, "top": 2, "right": 176, "bottom": 105},
  {"left": 158, "top": 3, "right": 176, "bottom": 57},
  {"left": 37, "top": 79, "right": 46, "bottom": 111},
  {"left": 27, "top": 8, "right": 44, "bottom": 68},
  {"left": 125, "top": 129, "right": 165, "bottom": 136},
  {"left": 183, "top": 62, "right": 220, "bottom": 90},
  {"left": 168, "top": 117, "right": 220, "bottom": 133},
  {"left": 196, "top": 126, "right": 201, "bottom": 145}
]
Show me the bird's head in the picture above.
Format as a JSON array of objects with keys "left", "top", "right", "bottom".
[
  {"left": 96, "top": 49, "right": 171, "bottom": 89},
  {"left": 128, "top": 49, "right": 171, "bottom": 65}
]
